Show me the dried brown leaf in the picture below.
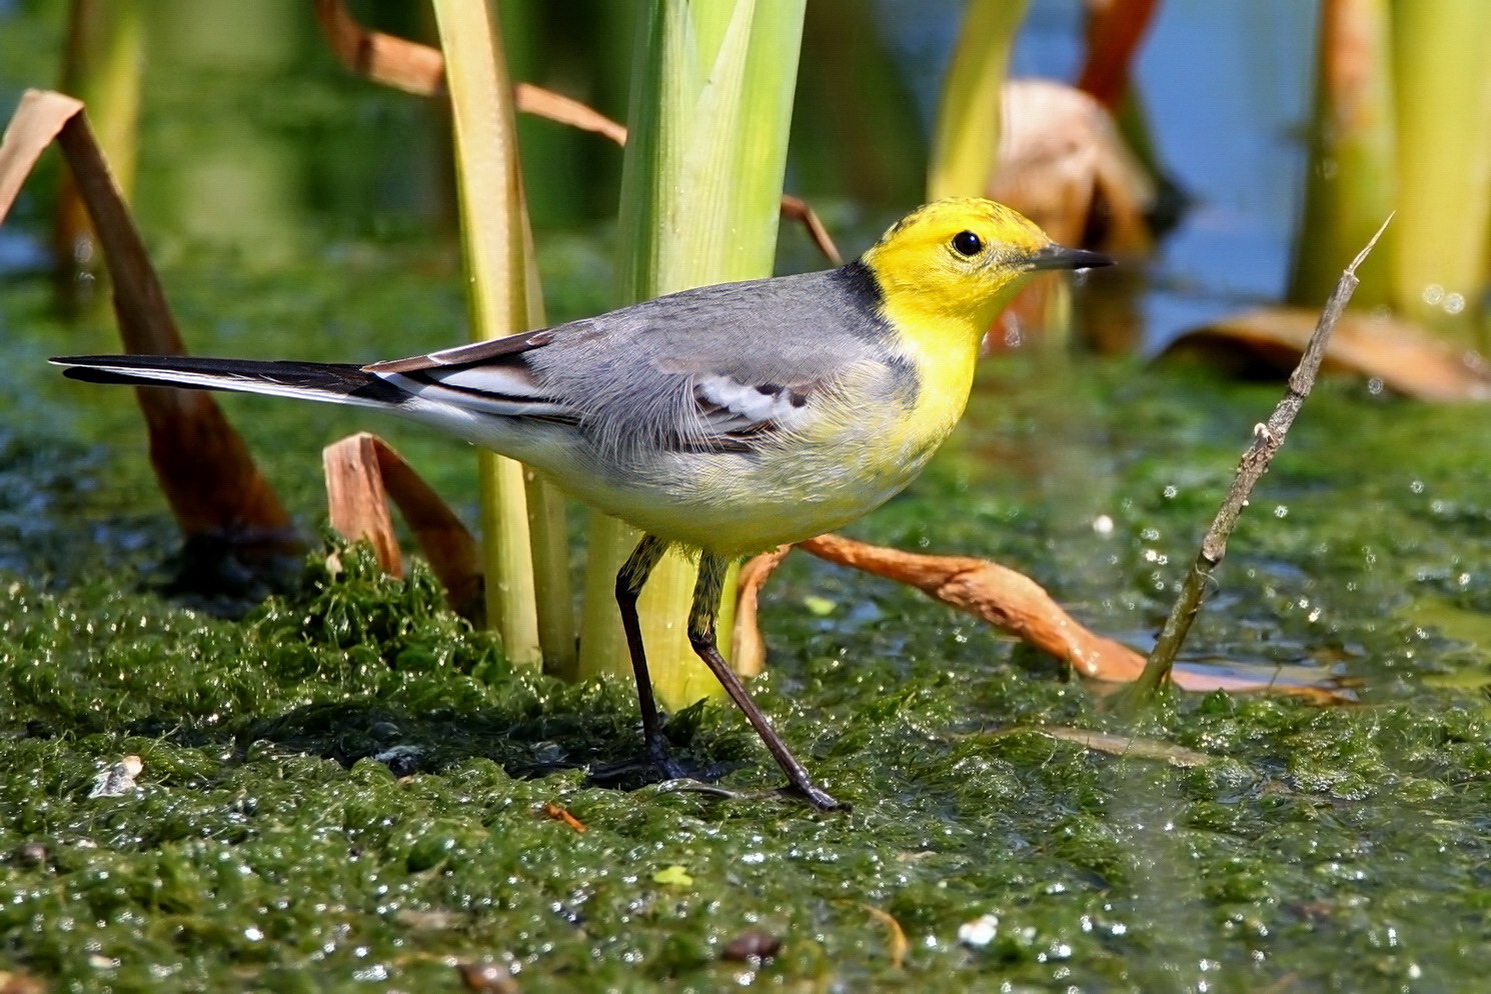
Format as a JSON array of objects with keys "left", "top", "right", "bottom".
[
  {"left": 1077, "top": 0, "right": 1160, "bottom": 110},
  {"left": 313, "top": 0, "right": 444, "bottom": 96},
  {"left": 514, "top": 83, "right": 627, "bottom": 145},
  {"left": 323, "top": 433, "right": 482, "bottom": 621},
  {"left": 862, "top": 905, "right": 909, "bottom": 969},
  {"left": 779, "top": 194, "right": 843, "bottom": 266},
  {"left": 731, "top": 544, "right": 792, "bottom": 678},
  {"left": 3, "top": 90, "right": 297, "bottom": 555},
  {"left": 986, "top": 79, "right": 1150, "bottom": 349},
  {"left": 540, "top": 801, "right": 587, "bottom": 833},
  {"left": 799, "top": 533, "right": 1144, "bottom": 681},
  {"left": 0, "top": 90, "right": 81, "bottom": 223},
  {"left": 315, "top": 0, "right": 625, "bottom": 145},
  {"left": 323, "top": 433, "right": 404, "bottom": 575},
  {"left": 793, "top": 533, "right": 1345, "bottom": 700},
  {"left": 312, "top": 3, "right": 840, "bottom": 267},
  {"left": 992, "top": 78, "right": 1153, "bottom": 254},
  {"left": 1164, "top": 307, "right": 1491, "bottom": 402}
]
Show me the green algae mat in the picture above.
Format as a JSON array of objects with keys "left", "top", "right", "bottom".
[{"left": 4, "top": 254, "right": 1491, "bottom": 992}]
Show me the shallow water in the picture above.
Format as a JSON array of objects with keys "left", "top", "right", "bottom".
[{"left": 3, "top": 2, "right": 1491, "bottom": 991}]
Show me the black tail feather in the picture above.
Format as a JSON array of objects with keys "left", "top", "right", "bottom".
[{"left": 53, "top": 355, "right": 410, "bottom": 406}]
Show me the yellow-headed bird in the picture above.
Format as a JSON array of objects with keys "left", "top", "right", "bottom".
[{"left": 54, "top": 199, "right": 1110, "bottom": 810}]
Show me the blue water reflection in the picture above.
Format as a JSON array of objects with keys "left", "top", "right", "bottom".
[{"left": 1136, "top": 0, "right": 1318, "bottom": 348}]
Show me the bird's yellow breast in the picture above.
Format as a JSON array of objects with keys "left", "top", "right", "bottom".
[{"left": 868, "top": 292, "right": 982, "bottom": 476}]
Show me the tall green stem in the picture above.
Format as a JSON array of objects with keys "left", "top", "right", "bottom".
[
  {"left": 432, "top": 0, "right": 548, "bottom": 669},
  {"left": 1389, "top": 0, "right": 1491, "bottom": 339},
  {"left": 55, "top": 0, "right": 143, "bottom": 287},
  {"left": 1288, "top": 0, "right": 1397, "bottom": 307},
  {"left": 578, "top": 0, "right": 805, "bottom": 709},
  {"left": 928, "top": 0, "right": 1030, "bottom": 201}
]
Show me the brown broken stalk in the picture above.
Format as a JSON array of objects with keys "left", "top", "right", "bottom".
[
  {"left": 323, "top": 432, "right": 482, "bottom": 621},
  {"left": 0, "top": 90, "right": 298, "bottom": 558},
  {"left": 1076, "top": 0, "right": 1161, "bottom": 111}
]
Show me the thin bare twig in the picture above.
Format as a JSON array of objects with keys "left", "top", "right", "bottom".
[
  {"left": 1115, "top": 215, "right": 1393, "bottom": 709},
  {"left": 779, "top": 195, "right": 843, "bottom": 266}
]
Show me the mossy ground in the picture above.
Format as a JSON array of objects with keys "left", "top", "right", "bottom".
[
  {"left": 4, "top": 9, "right": 1491, "bottom": 983},
  {"left": 4, "top": 236, "right": 1491, "bottom": 992}
]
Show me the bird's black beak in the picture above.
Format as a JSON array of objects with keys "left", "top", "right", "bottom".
[{"left": 1025, "top": 244, "right": 1115, "bottom": 271}]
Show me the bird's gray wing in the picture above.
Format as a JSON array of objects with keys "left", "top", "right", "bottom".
[{"left": 371, "top": 269, "right": 891, "bottom": 456}]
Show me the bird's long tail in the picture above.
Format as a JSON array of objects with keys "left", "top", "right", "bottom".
[{"left": 51, "top": 354, "right": 411, "bottom": 410}]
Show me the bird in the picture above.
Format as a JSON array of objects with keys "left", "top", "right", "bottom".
[{"left": 53, "top": 198, "right": 1111, "bottom": 811}]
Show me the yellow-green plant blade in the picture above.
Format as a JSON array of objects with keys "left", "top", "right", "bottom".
[
  {"left": 579, "top": 0, "right": 806, "bottom": 710},
  {"left": 1390, "top": 0, "right": 1491, "bottom": 338},
  {"left": 431, "top": 0, "right": 542, "bottom": 668},
  {"left": 527, "top": 470, "right": 576, "bottom": 679},
  {"left": 55, "top": 0, "right": 144, "bottom": 281},
  {"left": 520, "top": 211, "right": 577, "bottom": 676},
  {"left": 928, "top": 0, "right": 1030, "bottom": 201},
  {"left": 1288, "top": 0, "right": 1396, "bottom": 308}
]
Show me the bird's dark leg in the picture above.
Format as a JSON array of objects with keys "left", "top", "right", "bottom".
[
  {"left": 687, "top": 552, "right": 847, "bottom": 811},
  {"left": 615, "top": 534, "right": 685, "bottom": 778}
]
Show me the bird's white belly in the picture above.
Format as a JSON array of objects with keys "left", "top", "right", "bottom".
[{"left": 548, "top": 429, "right": 943, "bottom": 557}]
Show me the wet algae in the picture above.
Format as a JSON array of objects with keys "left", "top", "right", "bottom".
[
  {"left": 4, "top": 311, "right": 1491, "bottom": 991},
  {"left": 7, "top": 2, "right": 1491, "bottom": 985}
]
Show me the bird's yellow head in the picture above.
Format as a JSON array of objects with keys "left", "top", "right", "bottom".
[{"left": 861, "top": 198, "right": 1109, "bottom": 334}]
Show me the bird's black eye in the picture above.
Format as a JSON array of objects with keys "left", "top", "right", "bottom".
[{"left": 951, "top": 230, "right": 983, "bottom": 256}]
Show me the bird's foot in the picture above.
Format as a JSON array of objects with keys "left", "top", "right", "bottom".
[
  {"left": 657, "top": 780, "right": 850, "bottom": 813},
  {"left": 649, "top": 749, "right": 692, "bottom": 783},
  {"left": 587, "top": 749, "right": 728, "bottom": 791},
  {"left": 779, "top": 780, "right": 851, "bottom": 813}
]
